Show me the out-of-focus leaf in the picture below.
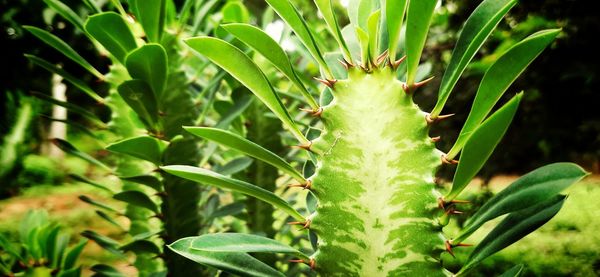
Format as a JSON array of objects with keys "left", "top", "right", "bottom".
[
  {"left": 120, "top": 240, "right": 161, "bottom": 255},
  {"left": 85, "top": 12, "right": 138, "bottom": 63},
  {"left": 106, "top": 136, "right": 166, "bottom": 165},
  {"left": 51, "top": 138, "right": 111, "bottom": 171},
  {"left": 62, "top": 239, "right": 87, "bottom": 269},
  {"left": 113, "top": 191, "right": 159, "bottom": 214},
  {"left": 119, "top": 175, "right": 162, "bottom": 191},
  {"left": 134, "top": 0, "right": 165, "bottom": 42},
  {"left": 69, "top": 173, "right": 113, "bottom": 193},
  {"left": 499, "top": 264, "right": 525, "bottom": 277}
]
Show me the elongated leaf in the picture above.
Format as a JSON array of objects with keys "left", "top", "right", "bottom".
[
  {"left": 62, "top": 239, "right": 87, "bottom": 269},
  {"left": 161, "top": 165, "right": 304, "bottom": 221},
  {"left": 69, "top": 173, "right": 113, "bottom": 193},
  {"left": 125, "top": 44, "right": 168, "bottom": 99},
  {"left": 96, "top": 210, "right": 124, "bottom": 230},
  {"left": 367, "top": 10, "right": 381, "bottom": 62},
  {"left": 208, "top": 202, "right": 245, "bottom": 220},
  {"left": 386, "top": 0, "right": 408, "bottom": 61},
  {"left": 106, "top": 136, "right": 165, "bottom": 165},
  {"left": 499, "top": 264, "right": 525, "bottom": 277},
  {"left": 51, "top": 138, "right": 111, "bottom": 171},
  {"left": 355, "top": 27, "right": 369, "bottom": 65},
  {"left": 184, "top": 127, "right": 304, "bottom": 182},
  {"left": 113, "top": 191, "right": 159, "bottom": 214},
  {"left": 25, "top": 54, "right": 103, "bottom": 102},
  {"left": 90, "top": 264, "right": 125, "bottom": 277},
  {"left": 79, "top": 195, "right": 119, "bottom": 213},
  {"left": 432, "top": 0, "right": 517, "bottom": 117},
  {"left": 458, "top": 195, "right": 566, "bottom": 275},
  {"left": 117, "top": 80, "right": 159, "bottom": 128},
  {"left": 221, "top": 1, "right": 250, "bottom": 23},
  {"left": 214, "top": 90, "right": 254, "bottom": 129},
  {"left": 264, "top": 0, "right": 332, "bottom": 78},
  {"left": 446, "top": 93, "right": 522, "bottom": 200},
  {"left": 85, "top": 12, "right": 138, "bottom": 64},
  {"left": 23, "top": 26, "right": 103, "bottom": 79},
  {"left": 134, "top": 0, "right": 165, "bottom": 42},
  {"left": 119, "top": 175, "right": 162, "bottom": 191},
  {"left": 185, "top": 37, "right": 308, "bottom": 144},
  {"left": 405, "top": 0, "right": 437, "bottom": 86},
  {"left": 81, "top": 231, "right": 123, "bottom": 256},
  {"left": 455, "top": 163, "right": 586, "bottom": 242},
  {"left": 168, "top": 245, "right": 284, "bottom": 277},
  {"left": 313, "top": 0, "right": 352, "bottom": 63},
  {"left": 29, "top": 91, "right": 103, "bottom": 125},
  {"left": 41, "top": 115, "right": 98, "bottom": 138},
  {"left": 43, "top": 0, "right": 85, "bottom": 32},
  {"left": 215, "top": 157, "right": 253, "bottom": 176},
  {"left": 173, "top": 233, "right": 305, "bottom": 257},
  {"left": 120, "top": 240, "right": 161, "bottom": 255},
  {"left": 221, "top": 23, "right": 318, "bottom": 109}
]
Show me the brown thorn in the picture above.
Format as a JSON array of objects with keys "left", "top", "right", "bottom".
[
  {"left": 300, "top": 107, "right": 323, "bottom": 117},
  {"left": 293, "top": 141, "right": 313, "bottom": 152},
  {"left": 431, "top": 136, "right": 441, "bottom": 142},
  {"left": 450, "top": 199, "right": 471, "bottom": 204},
  {"left": 376, "top": 49, "right": 389, "bottom": 66},
  {"left": 287, "top": 180, "right": 312, "bottom": 190},
  {"left": 309, "top": 258, "right": 316, "bottom": 270},
  {"left": 392, "top": 55, "right": 407, "bottom": 69},
  {"left": 314, "top": 77, "right": 337, "bottom": 89},
  {"left": 437, "top": 197, "right": 445, "bottom": 210},
  {"left": 445, "top": 240, "right": 455, "bottom": 258},
  {"left": 413, "top": 76, "right": 435, "bottom": 89},
  {"left": 338, "top": 58, "right": 354, "bottom": 70},
  {"left": 441, "top": 154, "right": 459, "bottom": 165},
  {"left": 289, "top": 259, "right": 305, "bottom": 264},
  {"left": 401, "top": 82, "right": 410, "bottom": 93},
  {"left": 427, "top": 113, "right": 455, "bottom": 124},
  {"left": 287, "top": 219, "right": 311, "bottom": 229}
]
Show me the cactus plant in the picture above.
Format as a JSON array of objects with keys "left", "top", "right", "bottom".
[{"left": 161, "top": 0, "right": 588, "bottom": 276}]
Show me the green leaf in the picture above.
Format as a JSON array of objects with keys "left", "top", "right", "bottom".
[
  {"left": 62, "top": 239, "right": 87, "bottom": 269},
  {"left": 208, "top": 202, "right": 245, "bottom": 220},
  {"left": 355, "top": 27, "right": 369, "bottom": 66},
  {"left": 117, "top": 80, "right": 159, "bottom": 129},
  {"left": 81, "top": 231, "right": 123, "bottom": 256},
  {"left": 431, "top": 0, "right": 517, "bottom": 118},
  {"left": 367, "top": 9, "right": 381, "bottom": 63},
  {"left": 447, "top": 29, "right": 560, "bottom": 158},
  {"left": 118, "top": 175, "right": 162, "bottom": 191},
  {"left": 51, "top": 138, "right": 111, "bottom": 171},
  {"left": 120, "top": 240, "right": 161, "bottom": 255},
  {"left": 214, "top": 89, "right": 254, "bottom": 129},
  {"left": 85, "top": 12, "right": 138, "bottom": 64},
  {"left": 458, "top": 195, "right": 566, "bottom": 275},
  {"left": 446, "top": 93, "right": 522, "bottom": 200},
  {"left": 185, "top": 37, "right": 308, "bottom": 144},
  {"left": 499, "top": 264, "right": 525, "bottom": 277},
  {"left": 134, "top": 0, "right": 165, "bottom": 42},
  {"left": 405, "top": 0, "right": 436, "bottom": 86},
  {"left": 221, "top": 23, "right": 318, "bottom": 109},
  {"left": 455, "top": 163, "right": 586, "bottom": 242},
  {"left": 215, "top": 157, "right": 253, "bottom": 176},
  {"left": 386, "top": 0, "right": 408, "bottom": 61},
  {"left": 79, "top": 195, "right": 120, "bottom": 213},
  {"left": 313, "top": 0, "right": 352, "bottom": 63},
  {"left": 125, "top": 44, "right": 168, "bottom": 99},
  {"left": 43, "top": 0, "right": 85, "bottom": 32},
  {"left": 221, "top": 1, "right": 250, "bottom": 23},
  {"left": 69, "top": 173, "right": 113, "bottom": 193},
  {"left": 184, "top": 127, "right": 305, "bottom": 183},
  {"left": 26, "top": 55, "right": 103, "bottom": 101},
  {"left": 29, "top": 91, "right": 103, "bottom": 126},
  {"left": 113, "top": 191, "right": 159, "bottom": 214},
  {"left": 90, "top": 264, "right": 125, "bottom": 277},
  {"left": 161, "top": 165, "right": 304, "bottom": 221},
  {"left": 264, "top": 0, "right": 332, "bottom": 78},
  {"left": 173, "top": 233, "right": 305, "bottom": 256},
  {"left": 95, "top": 210, "right": 124, "bottom": 230},
  {"left": 23, "top": 26, "right": 103, "bottom": 79},
  {"left": 106, "top": 136, "right": 165, "bottom": 165}
]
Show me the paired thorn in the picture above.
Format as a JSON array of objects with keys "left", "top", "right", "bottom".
[
  {"left": 289, "top": 258, "right": 316, "bottom": 270},
  {"left": 288, "top": 180, "right": 312, "bottom": 190},
  {"left": 445, "top": 240, "right": 473, "bottom": 258},
  {"left": 389, "top": 55, "right": 407, "bottom": 70},
  {"left": 376, "top": 50, "right": 389, "bottom": 67},
  {"left": 426, "top": 113, "right": 455, "bottom": 124},
  {"left": 438, "top": 197, "right": 470, "bottom": 209},
  {"left": 441, "top": 154, "right": 459, "bottom": 165},
  {"left": 431, "top": 136, "right": 441, "bottom": 142},
  {"left": 293, "top": 141, "right": 313, "bottom": 152},
  {"left": 314, "top": 77, "right": 337, "bottom": 89},
  {"left": 338, "top": 59, "right": 354, "bottom": 70},
  {"left": 300, "top": 107, "right": 323, "bottom": 117},
  {"left": 287, "top": 219, "right": 311, "bottom": 229},
  {"left": 402, "top": 76, "right": 435, "bottom": 93}
]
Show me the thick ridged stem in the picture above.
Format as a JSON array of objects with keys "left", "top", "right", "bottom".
[{"left": 308, "top": 68, "right": 449, "bottom": 276}]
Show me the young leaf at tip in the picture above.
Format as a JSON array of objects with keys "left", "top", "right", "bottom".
[
  {"left": 431, "top": 0, "right": 517, "bottom": 118},
  {"left": 446, "top": 29, "right": 560, "bottom": 159},
  {"left": 313, "top": 0, "right": 353, "bottom": 64},
  {"left": 184, "top": 127, "right": 306, "bottom": 183},
  {"left": 367, "top": 9, "right": 381, "bottom": 64},
  {"left": 446, "top": 93, "right": 522, "bottom": 200},
  {"left": 125, "top": 44, "right": 168, "bottom": 100},
  {"left": 134, "top": 0, "right": 166, "bottom": 43},
  {"left": 386, "top": 0, "right": 408, "bottom": 62},
  {"left": 184, "top": 37, "right": 308, "bottom": 144},
  {"left": 405, "top": 0, "right": 437, "bottom": 87},
  {"left": 161, "top": 165, "right": 305, "bottom": 221}
]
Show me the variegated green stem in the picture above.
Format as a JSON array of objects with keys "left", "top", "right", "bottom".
[{"left": 308, "top": 68, "right": 450, "bottom": 276}]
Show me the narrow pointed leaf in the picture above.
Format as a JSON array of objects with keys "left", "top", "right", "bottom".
[
  {"left": 221, "top": 23, "right": 318, "bottom": 109},
  {"left": 185, "top": 37, "right": 308, "bottom": 144},
  {"left": 134, "top": 0, "right": 165, "bottom": 42},
  {"left": 208, "top": 202, "right": 245, "bottom": 220},
  {"left": 367, "top": 10, "right": 381, "bottom": 62},
  {"left": 214, "top": 90, "right": 254, "bottom": 129},
  {"left": 85, "top": 12, "right": 138, "bottom": 64},
  {"left": 113, "top": 191, "right": 159, "bottom": 214},
  {"left": 81, "top": 231, "right": 123, "bottom": 256},
  {"left": 23, "top": 26, "right": 103, "bottom": 78},
  {"left": 43, "top": 0, "right": 85, "bottom": 32},
  {"left": 95, "top": 210, "right": 124, "bottom": 230},
  {"left": 215, "top": 157, "right": 253, "bottom": 176},
  {"left": 386, "top": 0, "right": 408, "bottom": 61},
  {"left": 90, "top": 264, "right": 125, "bottom": 277},
  {"left": 79, "top": 195, "right": 119, "bottom": 213},
  {"left": 405, "top": 0, "right": 437, "bottom": 86},
  {"left": 355, "top": 27, "right": 369, "bottom": 65},
  {"left": 69, "top": 173, "right": 113, "bottom": 193},
  {"left": 448, "top": 29, "right": 560, "bottom": 158},
  {"left": 120, "top": 240, "right": 161, "bottom": 255},
  {"left": 29, "top": 91, "right": 103, "bottom": 126},
  {"left": 117, "top": 80, "right": 159, "bottom": 128},
  {"left": 499, "top": 264, "right": 525, "bottom": 277},
  {"left": 432, "top": 0, "right": 517, "bottom": 117},
  {"left": 62, "top": 239, "right": 87, "bottom": 269},
  {"left": 125, "top": 44, "right": 168, "bottom": 98},
  {"left": 168, "top": 244, "right": 284, "bottom": 277},
  {"left": 106, "top": 136, "right": 166, "bottom": 165},
  {"left": 185, "top": 127, "right": 304, "bottom": 182},
  {"left": 313, "top": 0, "right": 353, "bottom": 63},
  {"left": 264, "top": 0, "right": 332, "bottom": 78},
  {"left": 174, "top": 233, "right": 305, "bottom": 257},
  {"left": 161, "top": 165, "right": 304, "bottom": 221},
  {"left": 25, "top": 54, "right": 103, "bottom": 102},
  {"left": 455, "top": 163, "right": 586, "bottom": 242},
  {"left": 447, "top": 93, "right": 522, "bottom": 200},
  {"left": 458, "top": 195, "right": 566, "bottom": 275},
  {"left": 119, "top": 175, "right": 162, "bottom": 191},
  {"left": 51, "top": 138, "right": 111, "bottom": 171}
]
